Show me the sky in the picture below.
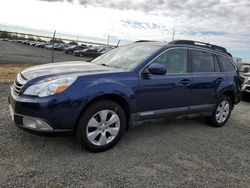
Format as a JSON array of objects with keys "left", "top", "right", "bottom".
[{"left": 0, "top": 0, "right": 250, "bottom": 60}]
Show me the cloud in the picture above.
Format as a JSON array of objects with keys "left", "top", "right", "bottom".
[
  {"left": 34, "top": 0, "right": 250, "bottom": 58},
  {"left": 37, "top": 0, "right": 250, "bottom": 31}
]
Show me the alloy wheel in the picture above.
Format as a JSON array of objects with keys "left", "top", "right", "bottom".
[
  {"left": 215, "top": 100, "right": 230, "bottom": 123},
  {"left": 86, "top": 110, "right": 120, "bottom": 146}
]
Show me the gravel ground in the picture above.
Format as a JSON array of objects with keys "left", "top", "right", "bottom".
[
  {"left": 0, "top": 40, "right": 91, "bottom": 64},
  {"left": 0, "top": 82, "right": 250, "bottom": 187}
]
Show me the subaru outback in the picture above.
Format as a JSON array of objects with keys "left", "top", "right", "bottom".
[{"left": 9, "top": 40, "right": 241, "bottom": 152}]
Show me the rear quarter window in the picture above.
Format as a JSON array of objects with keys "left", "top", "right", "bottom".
[{"left": 217, "top": 55, "right": 236, "bottom": 72}]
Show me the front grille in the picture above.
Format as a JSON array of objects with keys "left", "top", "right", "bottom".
[{"left": 13, "top": 74, "right": 27, "bottom": 96}]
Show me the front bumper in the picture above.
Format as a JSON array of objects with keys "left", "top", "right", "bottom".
[{"left": 8, "top": 85, "right": 80, "bottom": 136}]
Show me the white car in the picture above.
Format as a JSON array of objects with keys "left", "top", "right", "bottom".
[
  {"left": 241, "top": 73, "right": 250, "bottom": 95},
  {"left": 241, "top": 64, "right": 250, "bottom": 72}
]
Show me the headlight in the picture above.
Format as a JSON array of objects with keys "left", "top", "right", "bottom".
[{"left": 24, "top": 76, "right": 77, "bottom": 97}]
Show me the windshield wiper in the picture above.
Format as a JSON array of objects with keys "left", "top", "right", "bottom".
[
  {"left": 101, "top": 63, "right": 110, "bottom": 67},
  {"left": 100, "top": 63, "right": 121, "bottom": 69}
]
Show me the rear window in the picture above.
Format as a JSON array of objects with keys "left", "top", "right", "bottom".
[
  {"left": 191, "top": 50, "right": 215, "bottom": 72},
  {"left": 217, "top": 55, "right": 235, "bottom": 72}
]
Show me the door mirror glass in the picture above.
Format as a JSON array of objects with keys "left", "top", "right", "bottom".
[{"left": 148, "top": 63, "right": 167, "bottom": 75}]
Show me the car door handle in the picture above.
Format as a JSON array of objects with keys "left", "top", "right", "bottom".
[
  {"left": 180, "top": 79, "right": 192, "bottom": 86},
  {"left": 215, "top": 77, "right": 224, "bottom": 83}
]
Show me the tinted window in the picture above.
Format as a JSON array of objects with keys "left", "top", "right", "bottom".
[
  {"left": 191, "top": 50, "right": 214, "bottom": 72},
  {"left": 151, "top": 49, "right": 188, "bottom": 73},
  {"left": 217, "top": 55, "right": 235, "bottom": 72}
]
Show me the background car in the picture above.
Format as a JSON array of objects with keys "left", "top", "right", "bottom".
[
  {"left": 63, "top": 45, "right": 87, "bottom": 54},
  {"left": 52, "top": 43, "right": 67, "bottom": 51},
  {"left": 241, "top": 73, "right": 250, "bottom": 97},
  {"left": 240, "top": 63, "right": 250, "bottom": 73},
  {"left": 35, "top": 42, "right": 47, "bottom": 47},
  {"left": 44, "top": 44, "right": 53, "bottom": 49},
  {"left": 44, "top": 43, "right": 64, "bottom": 50},
  {"left": 73, "top": 48, "right": 104, "bottom": 58}
]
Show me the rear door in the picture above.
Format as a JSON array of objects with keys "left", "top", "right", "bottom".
[{"left": 189, "top": 49, "right": 225, "bottom": 112}]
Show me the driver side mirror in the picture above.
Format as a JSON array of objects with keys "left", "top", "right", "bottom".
[{"left": 143, "top": 63, "right": 167, "bottom": 75}]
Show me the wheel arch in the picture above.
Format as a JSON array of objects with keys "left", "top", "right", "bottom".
[
  {"left": 75, "top": 94, "right": 131, "bottom": 132},
  {"left": 221, "top": 90, "right": 235, "bottom": 107}
]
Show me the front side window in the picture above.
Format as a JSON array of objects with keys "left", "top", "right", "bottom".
[
  {"left": 191, "top": 50, "right": 215, "bottom": 72},
  {"left": 217, "top": 55, "right": 235, "bottom": 72},
  {"left": 151, "top": 48, "right": 188, "bottom": 73}
]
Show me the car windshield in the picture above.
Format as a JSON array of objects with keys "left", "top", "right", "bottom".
[{"left": 92, "top": 43, "right": 163, "bottom": 70}]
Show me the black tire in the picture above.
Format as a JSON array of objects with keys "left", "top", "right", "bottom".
[
  {"left": 206, "top": 95, "right": 232, "bottom": 127},
  {"left": 76, "top": 100, "right": 126, "bottom": 152}
]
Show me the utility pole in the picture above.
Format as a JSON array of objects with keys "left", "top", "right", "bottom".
[
  {"left": 172, "top": 28, "right": 175, "bottom": 41},
  {"left": 116, "top": 40, "right": 120, "bottom": 47},
  {"left": 107, "top": 35, "right": 110, "bottom": 46},
  {"left": 51, "top": 30, "right": 56, "bottom": 63}
]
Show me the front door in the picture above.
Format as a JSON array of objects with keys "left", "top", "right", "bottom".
[{"left": 137, "top": 48, "right": 192, "bottom": 119}]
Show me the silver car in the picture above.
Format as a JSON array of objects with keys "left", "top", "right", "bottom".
[{"left": 241, "top": 73, "right": 250, "bottom": 94}]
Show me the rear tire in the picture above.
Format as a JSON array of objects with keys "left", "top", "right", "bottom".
[
  {"left": 77, "top": 100, "right": 126, "bottom": 152},
  {"left": 206, "top": 95, "right": 232, "bottom": 127}
]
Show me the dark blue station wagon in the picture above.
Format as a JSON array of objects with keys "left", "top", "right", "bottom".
[{"left": 9, "top": 40, "right": 241, "bottom": 151}]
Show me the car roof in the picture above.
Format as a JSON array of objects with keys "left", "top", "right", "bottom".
[{"left": 134, "top": 40, "right": 230, "bottom": 57}]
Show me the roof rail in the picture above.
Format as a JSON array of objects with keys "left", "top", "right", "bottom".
[{"left": 169, "top": 40, "right": 228, "bottom": 53}]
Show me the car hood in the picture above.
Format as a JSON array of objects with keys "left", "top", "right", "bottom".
[{"left": 21, "top": 61, "right": 121, "bottom": 81}]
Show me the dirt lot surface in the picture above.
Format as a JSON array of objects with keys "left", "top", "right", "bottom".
[
  {"left": 0, "top": 64, "right": 33, "bottom": 82},
  {"left": 0, "top": 82, "right": 250, "bottom": 187}
]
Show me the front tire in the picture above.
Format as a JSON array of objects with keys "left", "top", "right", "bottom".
[
  {"left": 206, "top": 95, "right": 232, "bottom": 127},
  {"left": 77, "top": 100, "right": 126, "bottom": 152}
]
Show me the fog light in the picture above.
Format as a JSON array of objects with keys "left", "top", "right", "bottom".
[{"left": 22, "top": 117, "right": 53, "bottom": 130}]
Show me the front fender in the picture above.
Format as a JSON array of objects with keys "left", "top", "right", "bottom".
[{"left": 65, "top": 77, "right": 137, "bottom": 114}]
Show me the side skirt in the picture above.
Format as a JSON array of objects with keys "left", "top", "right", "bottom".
[{"left": 128, "top": 104, "right": 215, "bottom": 129}]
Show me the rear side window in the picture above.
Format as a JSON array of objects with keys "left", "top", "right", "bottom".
[
  {"left": 151, "top": 48, "right": 188, "bottom": 73},
  {"left": 191, "top": 50, "right": 214, "bottom": 72},
  {"left": 217, "top": 55, "right": 235, "bottom": 72}
]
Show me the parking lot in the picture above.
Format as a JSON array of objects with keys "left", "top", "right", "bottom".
[
  {"left": 0, "top": 41, "right": 250, "bottom": 187},
  {"left": 0, "top": 40, "right": 90, "bottom": 64}
]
